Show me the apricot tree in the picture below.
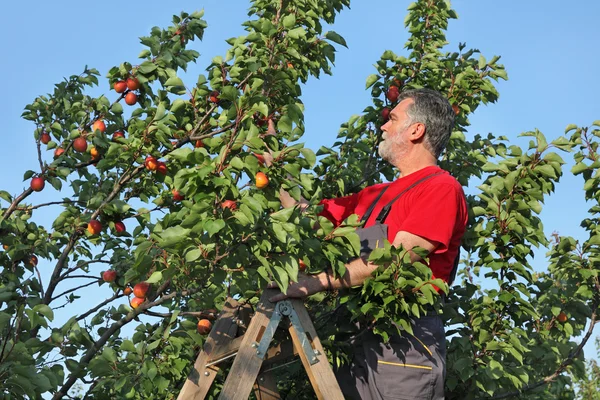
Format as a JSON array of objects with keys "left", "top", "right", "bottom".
[{"left": 0, "top": 1, "right": 598, "bottom": 399}]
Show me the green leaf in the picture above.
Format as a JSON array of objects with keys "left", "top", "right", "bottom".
[
  {"left": 205, "top": 219, "right": 226, "bottom": 237},
  {"left": 478, "top": 55, "right": 486, "bottom": 69},
  {"left": 271, "top": 265, "right": 289, "bottom": 294},
  {"left": 277, "top": 115, "right": 293, "bottom": 133},
  {"left": 0, "top": 312, "right": 11, "bottom": 331},
  {"left": 146, "top": 271, "right": 163, "bottom": 284},
  {"left": 155, "top": 103, "right": 166, "bottom": 121},
  {"left": 325, "top": 31, "right": 348, "bottom": 47},
  {"left": 152, "top": 226, "right": 191, "bottom": 248},
  {"left": 282, "top": 14, "right": 296, "bottom": 29},
  {"left": 0, "top": 190, "right": 12, "bottom": 202},
  {"left": 165, "top": 76, "right": 186, "bottom": 94},
  {"left": 288, "top": 27, "right": 306, "bottom": 39},
  {"left": 171, "top": 99, "right": 187, "bottom": 113},
  {"left": 221, "top": 86, "right": 238, "bottom": 102},
  {"left": 270, "top": 207, "right": 294, "bottom": 222},
  {"left": 33, "top": 304, "right": 54, "bottom": 321},
  {"left": 111, "top": 102, "right": 123, "bottom": 114},
  {"left": 102, "top": 347, "right": 117, "bottom": 363},
  {"left": 138, "top": 49, "right": 151, "bottom": 59},
  {"left": 565, "top": 124, "right": 578, "bottom": 133},
  {"left": 365, "top": 74, "right": 380, "bottom": 89},
  {"left": 138, "top": 61, "right": 157, "bottom": 74},
  {"left": 121, "top": 340, "right": 136, "bottom": 352},
  {"left": 186, "top": 249, "right": 202, "bottom": 262},
  {"left": 537, "top": 164, "right": 557, "bottom": 179}
]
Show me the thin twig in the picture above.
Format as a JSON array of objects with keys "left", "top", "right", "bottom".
[
  {"left": 51, "top": 279, "right": 100, "bottom": 302},
  {"left": 34, "top": 265, "right": 45, "bottom": 299},
  {"left": 59, "top": 259, "right": 111, "bottom": 280},
  {"left": 16, "top": 199, "right": 87, "bottom": 212}
]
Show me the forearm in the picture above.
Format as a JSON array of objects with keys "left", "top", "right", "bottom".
[{"left": 319, "top": 257, "right": 378, "bottom": 290}]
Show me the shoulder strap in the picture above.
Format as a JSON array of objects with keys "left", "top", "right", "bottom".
[
  {"left": 375, "top": 171, "right": 445, "bottom": 224},
  {"left": 360, "top": 186, "right": 390, "bottom": 224}
]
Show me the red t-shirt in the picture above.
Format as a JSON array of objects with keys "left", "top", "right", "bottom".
[{"left": 319, "top": 165, "right": 468, "bottom": 283}]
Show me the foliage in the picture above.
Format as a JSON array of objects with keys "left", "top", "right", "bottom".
[{"left": 0, "top": 0, "right": 598, "bottom": 399}]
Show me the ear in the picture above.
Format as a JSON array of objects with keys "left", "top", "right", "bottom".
[{"left": 409, "top": 122, "right": 426, "bottom": 142}]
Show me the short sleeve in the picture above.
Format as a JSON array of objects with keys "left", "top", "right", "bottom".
[
  {"left": 396, "top": 183, "right": 464, "bottom": 252},
  {"left": 318, "top": 193, "right": 360, "bottom": 227}
]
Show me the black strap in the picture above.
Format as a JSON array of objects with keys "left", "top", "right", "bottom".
[
  {"left": 375, "top": 171, "right": 444, "bottom": 224},
  {"left": 360, "top": 186, "right": 390, "bottom": 223}
]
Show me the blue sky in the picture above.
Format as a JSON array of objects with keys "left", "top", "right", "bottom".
[{"left": 1, "top": 0, "right": 599, "bottom": 388}]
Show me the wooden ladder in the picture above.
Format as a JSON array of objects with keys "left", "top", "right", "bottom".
[{"left": 177, "top": 289, "right": 344, "bottom": 400}]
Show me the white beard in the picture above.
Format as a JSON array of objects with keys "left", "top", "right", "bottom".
[{"left": 378, "top": 133, "right": 409, "bottom": 163}]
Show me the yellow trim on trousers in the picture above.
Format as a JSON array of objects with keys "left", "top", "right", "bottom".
[{"left": 377, "top": 360, "right": 433, "bottom": 370}]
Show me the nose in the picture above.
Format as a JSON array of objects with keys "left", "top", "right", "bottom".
[{"left": 381, "top": 120, "right": 389, "bottom": 131}]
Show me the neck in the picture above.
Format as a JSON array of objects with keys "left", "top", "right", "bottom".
[{"left": 393, "top": 150, "right": 437, "bottom": 177}]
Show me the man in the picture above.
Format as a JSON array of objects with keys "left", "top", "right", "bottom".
[{"left": 268, "top": 88, "right": 468, "bottom": 399}]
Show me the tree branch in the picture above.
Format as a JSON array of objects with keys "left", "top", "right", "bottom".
[
  {"left": 2, "top": 188, "right": 33, "bottom": 220},
  {"left": 491, "top": 307, "right": 598, "bottom": 399},
  {"left": 52, "top": 285, "right": 204, "bottom": 400},
  {"left": 145, "top": 309, "right": 219, "bottom": 320}
]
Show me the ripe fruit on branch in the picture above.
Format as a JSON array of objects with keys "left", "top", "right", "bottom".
[
  {"left": 92, "top": 120, "right": 106, "bottom": 133},
  {"left": 29, "top": 255, "right": 38, "bottom": 267},
  {"left": 54, "top": 148, "right": 65, "bottom": 158},
  {"left": 73, "top": 137, "right": 88, "bottom": 153},
  {"left": 381, "top": 107, "right": 391, "bottom": 121},
  {"left": 254, "top": 113, "right": 269, "bottom": 127},
  {"left": 114, "top": 221, "right": 126, "bottom": 234},
  {"left": 145, "top": 156, "right": 158, "bottom": 171},
  {"left": 172, "top": 189, "right": 184, "bottom": 202},
  {"left": 558, "top": 311, "right": 568, "bottom": 323},
  {"left": 255, "top": 172, "right": 269, "bottom": 189},
  {"left": 112, "top": 131, "right": 125, "bottom": 141},
  {"left": 221, "top": 200, "right": 237, "bottom": 211},
  {"left": 386, "top": 85, "right": 400, "bottom": 103},
  {"left": 130, "top": 297, "right": 144, "bottom": 309},
  {"left": 452, "top": 104, "right": 460, "bottom": 115},
  {"left": 90, "top": 147, "right": 100, "bottom": 160},
  {"left": 103, "top": 270, "right": 117, "bottom": 282},
  {"left": 126, "top": 77, "right": 140, "bottom": 91},
  {"left": 133, "top": 282, "right": 150, "bottom": 298},
  {"left": 125, "top": 92, "right": 138, "bottom": 106},
  {"left": 254, "top": 153, "right": 265, "bottom": 166},
  {"left": 194, "top": 140, "right": 204, "bottom": 148},
  {"left": 123, "top": 287, "right": 132, "bottom": 296},
  {"left": 114, "top": 80, "right": 127, "bottom": 93},
  {"left": 299, "top": 259, "right": 307, "bottom": 272},
  {"left": 40, "top": 132, "right": 51, "bottom": 144},
  {"left": 87, "top": 220, "right": 102, "bottom": 235},
  {"left": 30, "top": 177, "right": 45, "bottom": 192},
  {"left": 157, "top": 162, "right": 167, "bottom": 175},
  {"left": 197, "top": 319, "right": 212, "bottom": 335},
  {"left": 208, "top": 91, "right": 219, "bottom": 104}
]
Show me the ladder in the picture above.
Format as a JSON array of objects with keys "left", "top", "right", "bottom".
[{"left": 176, "top": 288, "right": 344, "bottom": 400}]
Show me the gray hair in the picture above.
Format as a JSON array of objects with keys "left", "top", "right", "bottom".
[{"left": 397, "top": 88, "right": 455, "bottom": 158}]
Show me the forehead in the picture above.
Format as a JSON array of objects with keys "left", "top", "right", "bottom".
[{"left": 390, "top": 98, "right": 414, "bottom": 118}]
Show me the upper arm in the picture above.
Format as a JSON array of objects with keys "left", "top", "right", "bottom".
[
  {"left": 391, "top": 230, "right": 438, "bottom": 262},
  {"left": 393, "top": 182, "right": 466, "bottom": 253},
  {"left": 318, "top": 193, "right": 360, "bottom": 226}
]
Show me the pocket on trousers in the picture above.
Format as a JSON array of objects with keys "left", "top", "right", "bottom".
[{"left": 371, "top": 338, "right": 434, "bottom": 400}]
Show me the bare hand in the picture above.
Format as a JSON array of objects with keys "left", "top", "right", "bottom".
[{"left": 279, "top": 187, "right": 298, "bottom": 208}]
